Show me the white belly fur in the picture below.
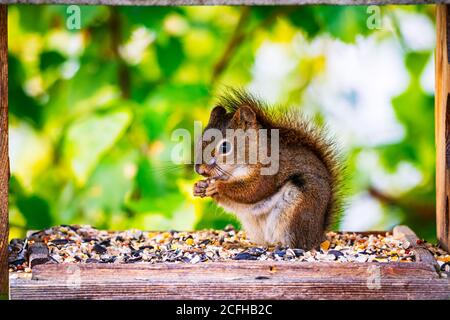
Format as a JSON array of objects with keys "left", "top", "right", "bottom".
[{"left": 217, "top": 183, "right": 299, "bottom": 246}]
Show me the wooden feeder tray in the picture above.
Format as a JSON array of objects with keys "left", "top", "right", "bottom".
[
  {"left": 8, "top": 225, "right": 450, "bottom": 300},
  {"left": 3, "top": 0, "right": 450, "bottom": 300}
]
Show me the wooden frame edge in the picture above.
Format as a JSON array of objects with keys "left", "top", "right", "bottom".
[
  {"left": 0, "top": 4, "right": 8, "bottom": 301},
  {"left": 436, "top": 4, "right": 450, "bottom": 251},
  {"left": 1, "top": 0, "right": 450, "bottom": 6},
  {"left": 9, "top": 260, "right": 449, "bottom": 299},
  {"left": 1, "top": 0, "right": 449, "bottom": 301},
  {"left": 9, "top": 226, "right": 449, "bottom": 299}
]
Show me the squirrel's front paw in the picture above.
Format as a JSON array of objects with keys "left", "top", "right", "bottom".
[
  {"left": 193, "top": 179, "right": 218, "bottom": 198},
  {"left": 193, "top": 179, "right": 208, "bottom": 198}
]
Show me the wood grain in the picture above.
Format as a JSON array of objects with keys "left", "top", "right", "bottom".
[
  {"left": 29, "top": 260, "right": 440, "bottom": 281},
  {"left": 2, "top": 2, "right": 448, "bottom": 299},
  {"left": 7, "top": 226, "right": 447, "bottom": 299},
  {"left": 436, "top": 5, "right": 450, "bottom": 252},
  {"left": 0, "top": 4, "right": 8, "bottom": 300},
  {"left": 9, "top": 226, "right": 448, "bottom": 299},
  {"left": 9, "top": 261, "right": 450, "bottom": 300},
  {"left": 1, "top": 0, "right": 449, "bottom": 5},
  {"left": 393, "top": 225, "right": 439, "bottom": 269}
]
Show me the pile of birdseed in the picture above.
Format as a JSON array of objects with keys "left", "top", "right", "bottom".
[
  {"left": 423, "top": 242, "right": 450, "bottom": 273},
  {"left": 8, "top": 224, "right": 450, "bottom": 273}
]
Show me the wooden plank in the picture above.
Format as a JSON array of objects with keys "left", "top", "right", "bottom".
[
  {"left": 9, "top": 261, "right": 450, "bottom": 299},
  {"left": 10, "top": 278, "right": 450, "bottom": 300},
  {"left": 29, "top": 261, "right": 441, "bottom": 282},
  {"left": 393, "top": 225, "right": 440, "bottom": 269},
  {"left": 436, "top": 5, "right": 450, "bottom": 252},
  {"left": 1, "top": 0, "right": 449, "bottom": 6},
  {"left": 9, "top": 227, "right": 450, "bottom": 299},
  {"left": 0, "top": 4, "right": 7, "bottom": 301}
]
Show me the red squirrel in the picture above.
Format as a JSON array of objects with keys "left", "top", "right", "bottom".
[{"left": 193, "top": 89, "right": 343, "bottom": 250}]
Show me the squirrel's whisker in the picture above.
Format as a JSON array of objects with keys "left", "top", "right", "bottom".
[{"left": 215, "top": 165, "right": 233, "bottom": 178}]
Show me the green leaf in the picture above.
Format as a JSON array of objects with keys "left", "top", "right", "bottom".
[
  {"left": 8, "top": 55, "right": 43, "bottom": 128},
  {"left": 289, "top": 6, "right": 370, "bottom": 42},
  {"left": 387, "top": 81, "right": 435, "bottom": 173},
  {"left": 17, "top": 5, "right": 57, "bottom": 33},
  {"left": 195, "top": 202, "right": 241, "bottom": 230},
  {"left": 64, "top": 110, "right": 132, "bottom": 186},
  {"left": 66, "top": 61, "right": 119, "bottom": 111},
  {"left": 40, "top": 51, "right": 66, "bottom": 71},
  {"left": 86, "top": 150, "right": 136, "bottom": 211},
  {"left": 289, "top": 7, "right": 321, "bottom": 38},
  {"left": 125, "top": 193, "right": 185, "bottom": 217},
  {"left": 405, "top": 51, "right": 430, "bottom": 76},
  {"left": 133, "top": 158, "right": 172, "bottom": 198},
  {"left": 17, "top": 194, "right": 52, "bottom": 229},
  {"left": 156, "top": 36, "right": 184, "bottom": 78},
  {"left": 317, "top": 7, "right": 370, "bottom": 43},
  {"left": 121, "top": 7, "right": 176, "bottom": 30}
]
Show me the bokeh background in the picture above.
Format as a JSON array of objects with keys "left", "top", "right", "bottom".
[{"left": 8, "top": 5, "right": 438, "bottom": 241}]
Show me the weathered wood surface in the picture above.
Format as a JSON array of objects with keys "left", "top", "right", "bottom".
[
  {"left": 436, "top": 5, "right": 450, "bottom": 252},
  {"left": 9, "top": 261, "right": 450, "bottom": 300},
  {"left": 393, "top": 225, "right": 439, "bottom": 268},
  {"left": 28, "top": 260, "right": 441, "bottom": 281},
  {"left": 0, "top": 4, "right": 7, "bottom": 300},
  {"left": 1, "top": 0, "right": 449, "bottom": 6},
  {"left": 8, "top": 226, "right": 450, "bottom": 300}
]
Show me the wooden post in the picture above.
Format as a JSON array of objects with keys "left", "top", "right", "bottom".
[
  {"left": 436, "top": 5, "right": 450, "bottom": 252},
  {"left": 0, "top": 4, "right": 8, "bottom": 300}
]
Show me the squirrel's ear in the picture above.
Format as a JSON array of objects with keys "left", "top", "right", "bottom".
[
  {"left": 208, "top": 106, "right": 227, "bottom": 125},
  {"left": 234, "top": 105, "right": 257, "bottom": 128}
]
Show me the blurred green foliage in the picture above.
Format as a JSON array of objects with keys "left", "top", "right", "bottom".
[{"left": 8, "top": 5, "right": 438, "bottom": 241}]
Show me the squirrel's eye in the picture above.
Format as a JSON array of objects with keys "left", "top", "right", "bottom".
[{"left": 219, "top": 140, "right": 232, "bottom": 155}]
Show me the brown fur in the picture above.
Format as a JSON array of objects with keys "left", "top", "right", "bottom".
[{"left": 193, "top": 89, "right": 344, "bottom": 250}]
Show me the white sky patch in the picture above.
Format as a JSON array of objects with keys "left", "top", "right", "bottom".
[
  {"left": 24, "top": 76, "right": 44, "bottom": 97},
  {"left": 119, "top": 27, "right": 155, "bottom": 65},
  {"left": 303, "top": 35, "right": 408, "bottom": 148},
  {"left": 357, "top": 150, "right": 423, "bottom": 195},
  {"left": 9, "top": 123, "right": 52, "bottom": 190},
  {"left": 48, "top": 31, "right": 85, "bottom": 57},
  {"left": 248, "top": 42, "right": 298, "bottom": 104},
  {"left": 395, "top": 10, "right": 435, "bottom": 52},
  {"left": 164, "top": 13, "right": 189, "bottom": 36},
  {"left": 340, "top": 192, "right": 383, "bottom": 231},
  {"left": 61, "top": 59, "right": 80, "bottom": 79},
  {"left": 421, "top": 54, "right": 435, "bottom": 95},
  {"left": 292, "top": 32, "right": 323, "bottom": 57}
]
